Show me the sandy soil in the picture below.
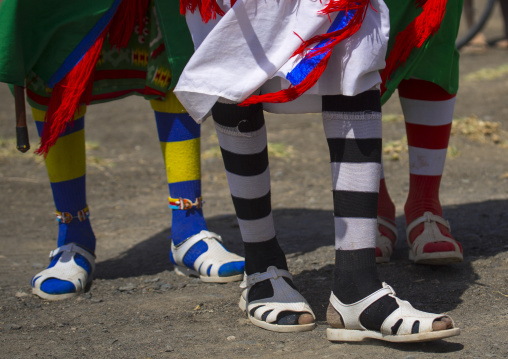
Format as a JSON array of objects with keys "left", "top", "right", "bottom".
[{"left": 0, "top": 15, "right": 507, "bottom": 359}]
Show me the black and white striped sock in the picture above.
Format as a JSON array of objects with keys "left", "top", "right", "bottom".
[
  {"left": 211, "top": 102, "right": 287, "bottom": 276},
  {"left": 323, "top": 91, "right": 398, "bottom": 331}
]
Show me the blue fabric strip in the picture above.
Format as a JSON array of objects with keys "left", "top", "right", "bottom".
[
  {"left": 154, "top": 112, "right": 200, "bottom": 142},
  {"left": 286, "top": 9, "right": 356, "bottom": 86},
  {"left": 47, "top": 0, "right": 123, "bottom": 88},
  {"left": 36, "top": 116, "right": 85, "bottom": 138}
]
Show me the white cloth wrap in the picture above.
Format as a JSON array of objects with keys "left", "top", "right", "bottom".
[{"left": 175, "top": 0, "right": 390, "bottom": 122}]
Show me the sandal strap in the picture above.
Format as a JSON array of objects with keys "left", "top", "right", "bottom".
[
  {"left": 406, "top": 211, "right": 450, "bottom": 241},
  {"left": 33, "top": 243, "right": 96, "bottom": 294},
  {"left": 408, "top": 222, "right": 461, "bottom": 261},
  {"left": 376, "top": 234, "right": 394, "bottom": 258},
  {"left": 240, "top": 266, "right": 293, "bottom": 289},
  {"left": 329, "top": 282, "right": 455, "bottom": 336},
  {"left": 171, "top": 230, "right": 242, "bottom": 277},
  {"left": 377, "top": 216, "right": 397, "bottom": 238},
  {"left": 241, "top": 266, "right": 314, "bottom": 324},
  {"left": 49, "top": 243, "right": 96, "bottom": 272},
  {"left": 172, "top": 230, "right": 222, "bottom": 264},
  {"left": 329, "top": 283, "right": 395, "bottom": 330},
  {"left": 381, "top": 297, "right": 452, "bottom": 335}
]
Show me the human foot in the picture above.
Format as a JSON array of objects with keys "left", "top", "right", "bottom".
[
  {"left": 170, "top": 230, "right": 245, "bottom": 283},
  {"left": 462, "top": 33, "right": 488, "bottom": 54},
  {"left": 406, "top": 212, "right": 463, "bottom": 265},
  {"left": 239, "top": 266, "right": 315, "bottom": 332},
  {"left": 495, "top": 39, "right": 508, "bottom": 49},
  {"left": 326, "top": 283, "right": 459, "bottom": 342},
  {"left": 31, "top": 243, "right": 95, "bottom": 300}
]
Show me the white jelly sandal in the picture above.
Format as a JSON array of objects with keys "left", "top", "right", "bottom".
[
  {"left": 406, "top": 212, "right": 463, "bottom": 265},
  {"left": 170, "top": 230, "right": 244, "bottom": 283},
  {"left": 327, "top": 283, "right": 460, "bottom": 342},
  {"left": 376, "top": 217, "right": 397, "bottom": 263},
  {"left": 238, "top": 266, "right": 316, "bottom": 333},
  {"left": 32, "top": 243, "right": 96, "bottom": 301}
]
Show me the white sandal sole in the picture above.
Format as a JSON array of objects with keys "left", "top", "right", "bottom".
[
  {"left": 327, "top": 326, "right": 460, "bottom": 342},
  {"left": 174, "top": 265, "right": 243, "bottom": 283}
]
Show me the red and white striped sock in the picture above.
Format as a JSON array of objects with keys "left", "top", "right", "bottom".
[{"left": 399, "top": 79, "right": 462, "bottom": 254}]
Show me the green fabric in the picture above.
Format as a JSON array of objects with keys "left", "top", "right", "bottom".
[
  {"left": 155, "top": 0, "right": 194, "bottom": 89},
  {"left": 381, "top": 0, "right": 463, "bottom": 104},
  {"left": 0, "top": 0, "right": 117, "bottom": 86},
  {"left": 23, "top": 1, "right": 194, "bottom": 111},
  {"left": 0, "top": 0, "right": 193, "bottom": 94}
]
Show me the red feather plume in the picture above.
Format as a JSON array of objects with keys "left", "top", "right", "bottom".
[
  {"left": 37, "top": 0, "right": 151, "bottom": 155},
  {"left": 380, "top": 0, "right": 447, "bottom": 95}
]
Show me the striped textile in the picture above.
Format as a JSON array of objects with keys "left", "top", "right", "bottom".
[
  {"left": 398, "top": 79, "right": 454, "bottom": 226},
  {"left": 322, "top": 91, "right": 382, "bottom": 251},
  {"left": 151, "top": 92, "right": 207, "bottom": 246},
  {"left": 31, "top": 106, "right": 95, "bottom": 252},
  {"left": 211, "top": 102, "right": 276, "bottom": 245}
]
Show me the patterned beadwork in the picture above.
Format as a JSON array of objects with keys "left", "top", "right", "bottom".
[
  {"left": 56, "top": 206, "right": 90, "bottom": 224},
  {"left": 168, "top": 197, "right": 203, "bottom": 210}
]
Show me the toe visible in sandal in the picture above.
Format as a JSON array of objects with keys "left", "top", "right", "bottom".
[
  {"left": 406, "top": 212, "right": 463, "bottom": 265},
  {"left": 31, "top": 243, "right": 95, "bottom": 301},
  {"left": 170, "top": 230, "right": 244, "bottom": 283},
  {"left": 239, "top": 266, "right": 316, "bottom": 333},
  {"left": 326, "top": 283, "right": 460, "bottom": 343},
  {"left": 495, "top": 39, "right": 508, "bottom": 50}
]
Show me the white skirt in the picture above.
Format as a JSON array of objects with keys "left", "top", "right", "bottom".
[{"left": 174, "top": 0, "right": 390, "bottom": 122}]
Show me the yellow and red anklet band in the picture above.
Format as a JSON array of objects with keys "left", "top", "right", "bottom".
[
  {"left": 56, "top": 206, "right": 90, "bottom": 224},
  {"left": 168, "top": 197, "right": 203, "bottom": 210}
]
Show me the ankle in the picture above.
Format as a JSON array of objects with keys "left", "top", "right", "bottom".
[
  {"left": 404, "top": 199, "right": 442, "bottom": 225},
  {"left": 168, "top": 186, "right": 207, "bottom": 245},
  {"left": 57, "top": 221, "right": 96, "bottom": 253},
  {"left": 244, "top": 238, "right": 288, "bottom": 275},
  {"left": 333, "top": 249, "right": 382, "bottom": 304},
  {"left": 171, "top": 208, "right": 207, "bottom": 245}
]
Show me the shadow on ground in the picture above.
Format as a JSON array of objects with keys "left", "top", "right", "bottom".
[{"left": 96, "top": 198, "right": 507, "bottom": 329}]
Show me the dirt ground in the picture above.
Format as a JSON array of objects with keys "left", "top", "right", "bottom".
[{"left": 1, "top": 13, "right": 508, "bottom": 359}]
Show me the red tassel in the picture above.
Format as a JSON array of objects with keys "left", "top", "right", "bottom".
[
  {"left": 240, "top": 0, "right": 370, "bottom": 106},
  {"left": 179, "top": 0, "right": 225, "bottom": 22},
  {"left": 37, "top": 0, "right": 151, "bottom": 155},
  {"left": 109, "top": 0, "right": 150, "bottom": 48},
  {"left": 380, "top": 0, "right": 447, "bottom": 95},
  {"left": 36, "top": 34, "right": 105, "bottom": 155}
]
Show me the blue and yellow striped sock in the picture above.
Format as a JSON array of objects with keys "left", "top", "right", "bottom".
[
  {"left": 151, "top": 93, "right": 243, "bottom": 277},
  {"left": 32, "top": 106, "right": 94, "bottom": 295},
  {"left": 152, "top": 94, "right": 209, "bottom": 271},
  {"left": 152, "top": 94, "right": 206, "bottom": 245}
]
